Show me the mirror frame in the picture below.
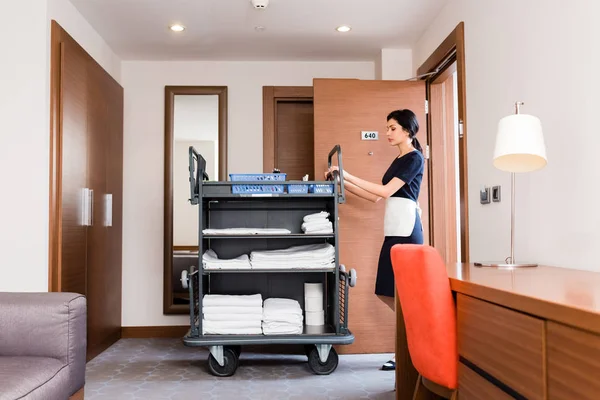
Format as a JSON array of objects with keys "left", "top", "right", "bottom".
[{"left": 163, "top": 85, "right": 228, "bottom": 314}]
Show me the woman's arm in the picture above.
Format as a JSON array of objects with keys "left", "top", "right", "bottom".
[
  {"left": 344, "top": 180, "right": 382, "bottom": 203},
  {"left": 343, "top": 170, "right": 405, "bottom": 199}
]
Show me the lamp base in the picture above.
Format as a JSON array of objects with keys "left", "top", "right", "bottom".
[{"left": 474, "top": 262, "right": 538, "bottom": 269}]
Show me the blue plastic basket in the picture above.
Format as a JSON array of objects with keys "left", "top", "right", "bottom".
[
  {"left": 309, "top": 184, "right": 334, "bottom": 194},
  {"left": 229, "top": 173, "right": 287, "bottom": 194},
  {"left": 287, "top": 184, "right": 309, "bottom": 194}
]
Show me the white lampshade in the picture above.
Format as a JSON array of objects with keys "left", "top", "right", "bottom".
[{"left": 493, "top": 114, "right": 547, "bottom": 173}]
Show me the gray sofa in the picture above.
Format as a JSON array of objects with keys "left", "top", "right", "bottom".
[{"left": 0, "top": 293, "right": 86, "bottom": 400}]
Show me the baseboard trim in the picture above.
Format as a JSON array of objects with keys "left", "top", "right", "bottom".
[{"left": 121, "top": 326, "right": 190, "bottom": 338}]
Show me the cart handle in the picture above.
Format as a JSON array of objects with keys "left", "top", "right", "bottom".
[
  {"left": 327, "top": 145, "right": 346, "bottom": 204},
  {"left": 189, "top": 146, "right": 209, "bottom": 205}
]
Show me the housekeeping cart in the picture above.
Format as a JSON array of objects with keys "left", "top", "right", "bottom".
[{"left": 181, "top": 145, "right": 357, "bottom": 377}]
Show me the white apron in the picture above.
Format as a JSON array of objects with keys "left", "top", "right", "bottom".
[{"left": 383, "top": 197, "right": 421, "bottom": 237}]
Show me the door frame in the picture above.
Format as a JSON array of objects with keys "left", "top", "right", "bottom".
[
  {"left": 418, "top": 21, "right": 470, "bottom": 263},
  {"left": 262, "top": 86, "right": 313, "bottom": 172}
]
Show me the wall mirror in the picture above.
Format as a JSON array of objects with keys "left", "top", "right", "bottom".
[{"left": 164, "top": 86, "right": 227, "bottom": 314}]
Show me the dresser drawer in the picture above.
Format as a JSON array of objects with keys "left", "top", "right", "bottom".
[
  {"left": 457, "top": 294, "right": 545, "bottom": 400},
  {"left": 547, "top": 321, "right": 600, "bottom": 399},
  {"left": 458, "top": 362, "right": 512, "bottom": 400}
]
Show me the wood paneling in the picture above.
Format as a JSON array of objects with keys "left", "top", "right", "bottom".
[
  {"left": 547, "top": 321, "right": 600, "bottom": 399},
  {"left": 430, "top": 74, "right": 458, "bottom": 264},
  {"left": 457, "top": 294, "right": 545, "bottom": 400},
  {"left": 56, "top": 39, "right": 88, "bottom": 296},
  {"left": 275, "top": 101, "right": 314, "bottom": 180},
  {"left": 263, "top": 86, "right": 313, "bottom": 173},
  {"left": 122, "top": 326, "right": 190, "bottom": 338},
  {"left": 313, "top": 78, "right": 427, "bottom": 354},
  {"left": 458, "top": 363, "right": 511, "bottom": 400},
  {"left": 49, "top": 20, "right": 123, "bottom": 360},
  {"left": 418, "top": 22, "right": 470, "bottom": 263}
]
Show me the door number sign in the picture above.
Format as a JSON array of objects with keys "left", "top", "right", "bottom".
[{"left": 361, "top": 131, "right": 379, "bottom": 141}]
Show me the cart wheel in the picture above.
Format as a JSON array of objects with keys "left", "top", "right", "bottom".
[
  {"left": 207, "top": 348, "right": 238, "bottom": 377},
  {"left": 349, "top": 269, "right": 357, "bottom": 287},
  {"left": 228, "top": 345, "right": 242, "bottom": 357},
  {"left": 180, "top": 270, "right": 189, "bottom": 289},
  {"left": 308, "top": 347, "right": 338, "bottom": 375}
]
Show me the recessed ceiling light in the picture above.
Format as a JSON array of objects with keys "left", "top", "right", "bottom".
[
  {"left": 254, "top": 26, "right": 266, "bottom": 32},
  {"left": 169, "top": 24, "right": 185, "bottom": 32},
  {"left": 336, "top": 25, "right": 351, "bottom": 33}
]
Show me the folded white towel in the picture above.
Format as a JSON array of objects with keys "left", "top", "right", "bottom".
[
  {"left": 250, "top": 243, "right": 335, "bottom": 260},
  {"left": 263, "top": 298, "right": 304, "bottom": 319},
  {"left": 203, "top": 312, "right": 264, "bottom": 322},
  {"left": 262, "top": 323, "right": 303, "bottom": 335},
  {"left": 202, "top": 305, "right": 263, "bottom": 315},
  {"left": 202, "top": 250, "right": 252, "bottom": 270},
  {"left": 263, "top": 313, "right": 303, "bottom": 325},
  {"left": 202, "top": 320, "right": 263, "bottom": 335},
  {"left": 303, "top": 212, "right": 330, "bottom": 222},
  {"left": 203, "top": 319, "right": 262, "bottom": 329},
  {"left": 203, "top": 228, "right": 291, "bottom": 235},
  {"left": 203, "top": 294, "right": 263, "bottom": 308}
]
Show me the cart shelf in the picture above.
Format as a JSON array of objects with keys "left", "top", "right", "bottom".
[
  {"left": 203, "top": 234, "right": 335, "bottom": 239},
  {"left": 202, "top": 267, "right": 336, "bottom": 274}
]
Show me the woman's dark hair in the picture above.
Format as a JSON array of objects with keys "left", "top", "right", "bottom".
[{"left": 387, "top": 109, "right": 422, "bottom": 153}]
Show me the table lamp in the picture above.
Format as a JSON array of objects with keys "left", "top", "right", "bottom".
[{"left": 477, "top": 101, "right": 547, "bottom": 268}]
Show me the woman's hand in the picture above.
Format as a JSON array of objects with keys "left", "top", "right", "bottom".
[{"left": 324, "top": 165, "right": 340, "bottom": 180}]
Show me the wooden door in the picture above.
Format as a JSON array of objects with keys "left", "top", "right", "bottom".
[
  {"left": 276, "top": 101, "right": 314, "bottom": 180},
  {"left": 313, "top": 78, "right": 428, "bottom": 354},
  {"left": 430, "top": 68, "right": 459, "bottom": 264},
  {"left": 104, "top": 73, "right": 124, "bottom": 347},
  {"left": 86, "top": 60, "right": 109, "bottom": 358},
  {"left": 58, "top": 39, "right": 89, "bottom": 295}
]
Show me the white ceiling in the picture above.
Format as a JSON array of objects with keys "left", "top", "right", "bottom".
[{"left": 68, "top": 0, "right": 449, "bottom": 61}]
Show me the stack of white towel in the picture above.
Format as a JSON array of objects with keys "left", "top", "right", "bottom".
[
  {"left": 202, "top": 294, "right": 263, "bottom": 335},
  {"left": 262, "top": 298, "right": 304, "bottom": 335},
  {"left": 202, "top": 249, "right": 251, "bottom": 270},
  {"left": 250, "top": 243, "right": 335, "bottom": 270},
  {"left": 202, "top": 228, "right": 291, "bottom": 235},
  {"left": 301, "top": 211, "right": 333, "bottom": 234}
]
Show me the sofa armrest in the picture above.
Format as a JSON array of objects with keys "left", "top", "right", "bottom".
[{"left": 0, "top": 292, "right": 87, "bottom": 394}]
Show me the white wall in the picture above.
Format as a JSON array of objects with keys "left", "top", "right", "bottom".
[
  {"left": 48, "top": 0, "right": 121, "bottom": 82},
  {"left": 0, "top": 1, "right": 121, "bottom": 292},
  {"left": 0, "top": 2, "right": 50, "bottom": 292},
  {"left": 414, "top": 0, "right": 600, "bottom": 270},
  {"left": 121, "top": 60, "right": 378, "bottom": 325},
  {"left": 379, "top": 49, "right": 413, "bottom": 80}
]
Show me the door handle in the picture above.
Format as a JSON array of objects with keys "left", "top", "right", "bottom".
[
  {"left": 89, "top": 189, "right": 94, "bottom": 226},
  {"left": 104, "top": 193, "right": 113, "bottom": 227},
  {"left": 81, "top": 188, "right": 89, "bottom": 226}
]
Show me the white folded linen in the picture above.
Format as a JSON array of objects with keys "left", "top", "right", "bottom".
[
  {"left": 202, "top": 320, "right": 263, "bottom": 335},
  {"left": 262, "top": 313, "right": 303, "bottom": 325},
  {"left": 251, "top": 261, "right": 335, "bottom": 270},
  {"left": 202, "top": 228, "right": 291, "bottom": 235},
  {"left": 262, "top": 323, "right": 304, "bottom": 335},
  {"left": 203, "top": 293, "right": 263, "bottom": 308},
  {"left": 262, "top": 298, "right": 304, "bottom": 319},
  {"left": 303, "top": 212, "right": 330, "bottom": 222},
  {"left": 202, "top": 305, "right": 263, "bottom": 315},
  {"left": 203, "top": 312, "right": 264, "bottom": 322},
  {"left": 202, "top": 249, "right": 252, "bottom": 270},
  {"left": 250, "top": 243, "right": 335, "bottom": 261},
  {"left": 202, "top": 319, "right": 262, "bottom": 329}
]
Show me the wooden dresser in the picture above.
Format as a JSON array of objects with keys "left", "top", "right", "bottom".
[{"left": 395, "top": 264, "right": 600, "bottom": 400}]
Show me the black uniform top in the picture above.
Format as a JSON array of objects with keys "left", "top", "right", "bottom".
[{"left": 381, "top": 150, "right": 424, "bottom": 201}]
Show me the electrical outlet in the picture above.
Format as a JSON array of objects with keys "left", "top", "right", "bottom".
[
  {"left": 480, "top": 187, "right": 491, "bottom": 204},
  {"left": 492, "top": 186, "right": 501, "bottom": 202}
]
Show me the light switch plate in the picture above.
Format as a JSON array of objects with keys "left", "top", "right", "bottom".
[
  {"left": 492, "top": 186, "right": 501, "bottom": 202},
  {"left": 480, "top": 187, "right": 491, "bottom": 204}
]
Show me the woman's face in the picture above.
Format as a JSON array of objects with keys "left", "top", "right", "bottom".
[{"left": 386, "top": 118, "right": 409, "bottom": 146}]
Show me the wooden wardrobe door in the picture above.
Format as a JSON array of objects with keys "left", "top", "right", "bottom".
[
  {"left": 104, "top": 75, "right": 124, "bottom": 342},
  {"left": 313, "top": 78, "right": 427, "bottom": 354},
  {"left": 86, "top": 61, "right": 109, "bottom": 357},
  {"left": 59, "top": 40, "right": 89, "bottom": 295}
]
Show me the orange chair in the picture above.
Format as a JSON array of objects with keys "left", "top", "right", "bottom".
[{"left": 391, "top": 244, "right": 458, "bottom": 400}]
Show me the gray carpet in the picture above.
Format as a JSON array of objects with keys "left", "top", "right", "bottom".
[{"left": 85, "top": 339, "right": 396, "bottom": 400}]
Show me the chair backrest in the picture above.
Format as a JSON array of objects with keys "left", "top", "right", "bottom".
[{"left": 391, "top": 244, "right": 457, "bottom": 389}]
